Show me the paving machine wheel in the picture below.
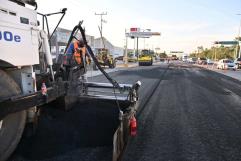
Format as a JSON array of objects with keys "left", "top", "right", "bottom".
[
  {"left": 108, "top": 59, "right": 116, "bottom": 69},
  {"left": 0, "top": 70, "right": 26, "bottom": 161}
]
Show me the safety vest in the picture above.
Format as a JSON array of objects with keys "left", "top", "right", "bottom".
[{"left": 73, "top": 42, "right": 86, "bottom": 65}]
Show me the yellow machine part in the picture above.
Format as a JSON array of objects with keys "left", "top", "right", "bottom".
[{"left": 138, "top": 56, "right": 152, "bottom": 62}]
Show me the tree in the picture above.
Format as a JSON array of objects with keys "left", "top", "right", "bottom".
[
  {"left": 235, "top": 36, "right": 241, "bottom": 41},
  {"left": 159, "top": 52, "right": 167, "bottom": 58},
  {"left": 194, "top": 46, "right": 236, "bottom": 60}
]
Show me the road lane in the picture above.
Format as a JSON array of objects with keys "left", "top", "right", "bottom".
[
  {"left": 122, "top": 63, "right": 241, "bottom": 161},
  {"left": 8, "top": 62, "right": 241, "bottom": 161}
]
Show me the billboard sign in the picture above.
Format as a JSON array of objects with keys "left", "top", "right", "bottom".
[
  {"left": 126, "top": 31, "right": 161, "bottom": 38},
  {"left": 130, "top": 28, "right": 140, "bottom": 32},
  {"left": 214, "top": 41, "right": 238, "bottom": 45}
]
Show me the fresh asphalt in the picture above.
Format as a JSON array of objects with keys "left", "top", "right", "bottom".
[
  {"left": 8, "top": 62, "right": 241, "bottom": 161},
  {"left": 122, "top": 62, "right": 241, "bottom": 161}
]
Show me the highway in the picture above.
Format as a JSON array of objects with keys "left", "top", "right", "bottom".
[{"left": 8, "top": 62, "right": 241, "bottom": 161}]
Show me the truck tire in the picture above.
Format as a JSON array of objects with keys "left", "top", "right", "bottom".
[
  {"left": 109, "top": 61, "right": 116, "bottom": 69},
  {"left": 112, "top": 61, "right": 116, "bottom": 68},
  {"left": 0, "top": 70, "right": 26, "bottom": 161}
]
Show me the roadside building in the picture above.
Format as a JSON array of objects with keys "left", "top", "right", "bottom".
[
  {"left": 50, "top": 27, "right": 95, "bottom": 61},
  {"left": 50, "top": 28, "right": 123, "bottom": 60},
  {"left": 94, "top": 37, "right": 124, "bottom": 58}
]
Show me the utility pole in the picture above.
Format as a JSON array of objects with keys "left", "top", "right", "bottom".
[
  {"left": 236, "top": 14, "right": 241, "bottom": 58},
  {"left": 95, "top": 12, "right": 107, "bottom": 48},
  {"left": 136, "top": 37, "right": 139, "bottom": 60},
  {"left": 124, "top": 29, "right": 128, "bottom": 66}
]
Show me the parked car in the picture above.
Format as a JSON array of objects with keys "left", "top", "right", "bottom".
[
  {"left": 188, "top": 57, "right": 197, "bottom": 64},
  {"left": 127, "top": 52, "right": 137, "bottom": 62},
  {"left": 115, "top": 55, "right": 124, "bottom": 61},
  {"left": 234, "top": 57, "right": 241, "bottom": 69},
  {"left": 182, "top": 55, "right": 188, "bottom": 62},
  {"left": 217, "top": 59, "right": 237, "bottom": 70},
  {"left": 207, "top": 59, "right": 214, "bottom": 65},
  {"left": 197, "top": 57, "right": 207, "bottom": 65},
  {"left": 160, "top": 58, "right": 165, "bottom": 62}
]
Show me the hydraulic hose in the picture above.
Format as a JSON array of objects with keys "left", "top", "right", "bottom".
[{"left": 64, "top": 22, "right": 121, "bottom": 90}]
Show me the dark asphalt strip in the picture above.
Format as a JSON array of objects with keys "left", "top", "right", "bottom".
[
  {"left": 117, "top": 65, "right": 170, "bottom": 161},
  {"left": 136, "top": 64, "right": 170, "bottom": 118}
]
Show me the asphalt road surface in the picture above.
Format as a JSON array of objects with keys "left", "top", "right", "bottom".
[
  {"left": 122, "top": 62, "right": 241, "bottom": 161},
  {"left": 8, "top": 62, "right": 241, "bottom": 161}
]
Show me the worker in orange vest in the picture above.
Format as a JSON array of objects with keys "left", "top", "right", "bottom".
[{"left": 66, "top": 39, "right": 91, "bottom": 81}]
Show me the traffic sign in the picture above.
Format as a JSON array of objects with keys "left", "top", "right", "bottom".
[
  {"left": 170, "top": 51, "right": 184, "bottom": 53},
  {"left": 214, "top": 41, "right": 238, "bottom": 45},
  {"left": 130, "top": 28, "right": 140, "bottom": 32},
  {"left": 126, "top": 31, "right": 161, "bottom": 38}
]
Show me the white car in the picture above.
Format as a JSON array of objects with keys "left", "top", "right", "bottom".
[
  {"left": 207, "top": 59, "right": 214, "bottom": 65},
  {"left": 217, "top": 59, "right": 237, "bottom": 70},
  {"left": 187, "top": 57, "right": 197, "bottom": 64}
]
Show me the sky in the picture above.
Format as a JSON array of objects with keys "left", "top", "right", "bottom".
[{"left": 36, "top": 0, "right": 241, "bottom": 53}]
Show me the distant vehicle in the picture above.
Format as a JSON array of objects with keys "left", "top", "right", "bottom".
[
  {"left": 187, "top": 57, "right": 197, "bottom": 64},
  {"left": 115, "top": 55, "right": 124, "bottom": 61},
  {"left": 138, "top": 49, "right": 154, "bottom": 66},
  {"left": 217, "top": 59, "right": 237, "bottom": 70},
  {"left": 234, "top": 57, "right": 241, "bottom": 69},
  {"left": 93, "top": 48, "right": 116, "bottom": 70},
  {"left": 207, "top": 59, "right": 214, "bottom": 65},
  {"left": 160, "top": 58, "right": 165, "bottom": 62},
  {"left": 128, "top": 53, "right": 137, "bottom": 62},
  {"left": 182, "top": 55, "right": 188, "bottom": 62},
  {"left": 171, "top": 55, "right": 178, "bottom": 60},
  {"left": 155, "top": 55, "right": 160, "bottom": 61},
  {"left": 197, "top": 58, "right": 207, "bottom": 65}
]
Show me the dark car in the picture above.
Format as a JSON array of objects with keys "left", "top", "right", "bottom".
[
  {"left": 197, "top": 57, "right": 207, "bottom": 65},
  {"left": 115, "top": 56, "right": 124, "bottom": 61},
  {"left": 234, "top": 58, "right": 241, "bottom": 69}
]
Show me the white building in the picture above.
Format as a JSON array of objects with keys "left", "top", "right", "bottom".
[{"left": 94, "top": 37, "right": 124, "bottom": 57}]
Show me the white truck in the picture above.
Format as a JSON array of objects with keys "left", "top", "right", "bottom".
[
  {"left": 0, "top": 1, "right": 140, "bottom": 161},
  {"left": 182, "top": 54, "right": 188, "bottom": 62}
]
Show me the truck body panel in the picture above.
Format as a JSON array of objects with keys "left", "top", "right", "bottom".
[{"left": 0, "top": 0, "right": 39, "bottom": 66}]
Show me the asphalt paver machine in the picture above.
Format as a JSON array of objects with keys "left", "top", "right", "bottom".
[{"left": 0, "top": 1, "right": 141, "bottom": 161}]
